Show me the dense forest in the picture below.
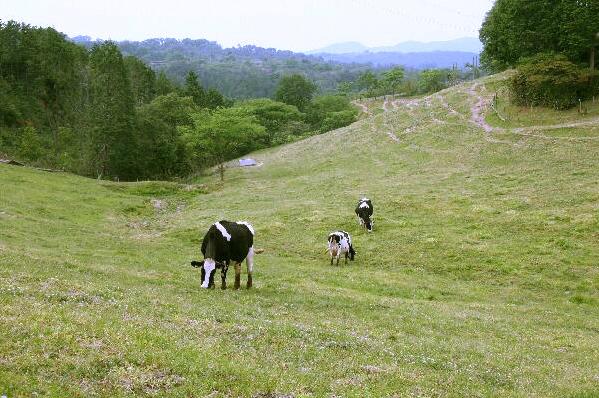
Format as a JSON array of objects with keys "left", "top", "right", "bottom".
[
  {"left": 0, "top": 20, "right": 363, "bottom": 181},
  {"left": 73, "top": 36, "right": 378, "bottom": 99}
]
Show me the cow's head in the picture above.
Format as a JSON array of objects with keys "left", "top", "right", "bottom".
[
  {"left": 365, "top": 218, "right": 373, "bottom": 232},
  {"left": 191, "top": 259, "right": 223, "bottom": 289},
  {"left": 328, "top": 235, "right": 340, "bottom": 257}
]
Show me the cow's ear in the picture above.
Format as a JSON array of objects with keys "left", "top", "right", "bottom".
[{"left": 191, "top": 260, "right": 204, "bottom": 268}]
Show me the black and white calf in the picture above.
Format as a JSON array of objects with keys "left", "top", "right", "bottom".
[
  {"left": 191, "top": 220, "right": 255, "bottom": 289},
  {"left": 355, "top": 198, "right": 374, "bottom": 232},
  {"left": 327, "top": 230, "right": 356, "bottom": 266}
]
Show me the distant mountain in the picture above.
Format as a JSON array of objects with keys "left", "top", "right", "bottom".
[
  {"left": 306, "top": 41, "right": 369, "bottom": 54},
  {"left": 317, "top": 51, "right": 478, "bottom": 69},
  {"left": 308, "top": 37, "right": 482, "bottom": 54}
]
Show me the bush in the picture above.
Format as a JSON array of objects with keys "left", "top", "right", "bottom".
[
  {"left": 320, "top": 110, "right": 357, "bottom": 132},
  {"left": 18, "top": 126, "right": 45, "bottom": 161},
  {"left": 510, "top": 53, "right": 595, "bottom": 110},
  {"left": 305, "top": 95, "right": 357, "bottom": 131}
]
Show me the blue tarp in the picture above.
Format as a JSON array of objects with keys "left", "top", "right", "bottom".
[{"left": 239, "top": 158, "right": 257, "bottom": 167}]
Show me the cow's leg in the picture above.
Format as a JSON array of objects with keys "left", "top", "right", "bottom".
[
  {"left": 209, "top": 270, "right": 215, "bottom": 289},
  {"left": 330, "top": 252, "right": 334, "bottom": 266},
  {"left": 345, "top": 252, "right": 349, "bottom": 265},
  {"left": 246, "top": 247, "right": 254, "bottom": 289},
  {"left": 220, "top": 264, "right": 228, "bottom": 290},
  {"left": 336, "top": 254, "right": 340, "bottom": 266},
  {"left": 234, "top": 262, "right": 241, "bottom": 290}
]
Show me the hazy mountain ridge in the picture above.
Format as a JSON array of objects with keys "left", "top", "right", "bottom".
[
  {"left": 317, "top": 50, "right": 479, "bottom": 68},
  {"left": 308, "top": 37, "right": 482, "bottom": 54}
]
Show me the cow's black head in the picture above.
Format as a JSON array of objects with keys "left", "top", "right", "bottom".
[{"left": 192, "top": 259, "right": 224, "bottom": 289}]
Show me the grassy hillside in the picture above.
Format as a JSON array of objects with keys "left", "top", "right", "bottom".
[{"left": 1, "top": 73, "right": 598, "bottom": 397}]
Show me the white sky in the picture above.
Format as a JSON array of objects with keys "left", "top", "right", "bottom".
[{"left": 1, "top": 0, "right": 495, "bottom": 52}]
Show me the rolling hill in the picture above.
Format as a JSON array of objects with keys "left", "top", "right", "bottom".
[{"left": 1, "top": 73, "right": 598, "bottom": 397}]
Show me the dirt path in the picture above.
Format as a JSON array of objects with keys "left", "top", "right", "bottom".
[
  {"left": 352, "top": 100, "right": 371, "bottom": 116},
  {"left": 467, "top": 84, "right": 496, "bottom": 133},
  {"left": 435, "top": 94, "right": 460, "bottom": 116},
  {"left": 465, "top": 83, "right": 599, "bottom": 141},
  {"left": 382, "top": 98, "right": 393, "bottom": 112}
]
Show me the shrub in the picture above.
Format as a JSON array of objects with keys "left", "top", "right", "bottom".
[{"left": 510, "top": 53, "right": 595, "bottom": 110}]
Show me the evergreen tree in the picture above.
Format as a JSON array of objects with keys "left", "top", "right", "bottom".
[
  {"left": 88, "top": 41, "right": 137, "bottom": 179},
  {"left": 184, "top": 70, "right": 206, "bottom": 107},
  {"left": 124, "top": 56, "right": 156, "bottom": 105},
  {"left": 155, "top": 70, "right": 178, "bottom": 96}
]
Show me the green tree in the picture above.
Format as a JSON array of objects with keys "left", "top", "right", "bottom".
[
  {"left": 417, "top": 69, "right": 448, "bottom": 94},
  {"left": 480, "top": 0, "right": 599, "bottom": 71},
  {"left": 18, "top": 126, "right": 44, "bottom": 161},
  {"left": 357, "top": 70, "right": 379, "bottom": 95},
  {"left": 124, "top": 56, "right": 156, "bottom": 105},
  {"left": 205, "top": 88, "right": 226, "bottom": 109},
  {"left": 135, "top": 93, "right": 196, "bottom": 178},
  {"left": 381, "top": 67, "right": 405, "bottom": 95},
  {"left": 88, "top": 41, "right": 137, "bottom": 179},
  {"left": 237, "top": 98, "right": 305, "bottom": 145},
  {"left": 274, "top": 74, "right": 317, "bottom": 111},
  {"left": 305, "top": 95, "right": 357, "bottom": 132},
  {"left": 155, "top": 71, "right": 178, "bottom": 96},
  {"left": 184, "top": 70, "right": 206, "bottom": 107},
  {"left": 558, "top": 1, "right": 599, "bottom": 72},
  {"left": 181, "top": 107, "right": 266, "bottom": 180}
]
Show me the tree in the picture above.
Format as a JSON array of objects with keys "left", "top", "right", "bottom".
[
  {"left": 124, "top": 56, "right": 156, "bottom": 105},
  {"left": 381, "top": 67, "right": 405, "bottom": 94},
  {"left": 357, "top": 70, "right": 379, "bottom": 94},
  {"left": 417, "top": 69, "right": 448, "bottom": 94},
  {"left": 237, "top": 98, "right": 304, "bottom": 145},
  {"left": 480, "top": 0, "right": 599, "bottom": 71},
  {"left": 305, "top": 95, "right": 357, "bottom": 132},
  {"left": 181, "top": 107, "right": 266, "bottom": 180},
  {"left": 184, "top": 70, "right": 206, "bottom": 107},
  {"left": 274, "top": 74, "right": 317, "bottom": 111},
  {"left": 558, "top": 1, "right": 599, "bottom": 72},
  {"left": 155, "top": 71, "right": 178, "bottom": 96},
  {"left": 135, "top": 93, "right": 196, "bottom": 178},
  {"left": 18, "top": 126, "right": 44, "bottom": 161},
  {"left": 87, "top": 41, "right": 137, "bottom": 179},
  {"left": 205, "top": 88, "right": 226, "bottom": 109}
]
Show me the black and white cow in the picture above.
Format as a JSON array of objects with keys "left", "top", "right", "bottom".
[
  {"left": 191, "top": 220, "right": 255, "bottom": 289},
  {"left": 327, "top": 230, "right": 356, "bottom": 266},
  {"left": 355, "top": 198, "right": 374, "bottom": 232}
]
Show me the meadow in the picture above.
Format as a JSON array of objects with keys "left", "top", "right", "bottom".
[{"left": 1, "top": 73, "right": 598, "bottom": 397}]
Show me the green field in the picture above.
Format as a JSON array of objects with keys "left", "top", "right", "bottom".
[{"left": 1, "top": 74, "right": 598, "bottom": 397}]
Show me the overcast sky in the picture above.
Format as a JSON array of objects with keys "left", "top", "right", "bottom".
[{"left": 2, "top": 0, "right": 495, "bottom": 52}]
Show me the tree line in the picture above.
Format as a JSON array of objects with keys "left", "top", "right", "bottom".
[{"left": 0, "top": 21, "right": 358, "bottom": 181}]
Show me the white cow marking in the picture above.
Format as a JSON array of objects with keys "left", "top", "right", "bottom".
[
  {"left": 214, "top": 222, "right": 231, "bottom": 241},
  {"left": 359, "top": 202, "right": 370, "bottom": 209},
  {"left": 236, "top": 221, "right": 255, "bottom": 235},
  {"left": 201, "top": 258, "right": 216, "bottom": 288}
]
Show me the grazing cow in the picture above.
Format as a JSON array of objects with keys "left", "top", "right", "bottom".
[
  {"left": 190, "top": 220, "right": 255, "bottom": 289},
  {"left": 327, "top": 230, "right": 356, "bottom": 266},
  {"left": 355, "top": 198, "right": 374, "bottom": 232}
]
